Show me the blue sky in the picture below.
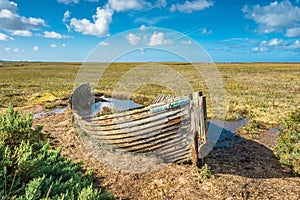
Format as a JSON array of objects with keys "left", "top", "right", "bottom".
[{"left": 0, "top": 0, "right": 300, "bottom": 62}]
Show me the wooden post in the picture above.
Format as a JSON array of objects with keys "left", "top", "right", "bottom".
[
  {"left": 198, "top": 95, "right": 206, "bottom": 161},
  {"left": 190, "top": 92, "right": 208, "bottom": 167},
  {"left": 191, "top": 92, "right": 201, "bottom": 166}
]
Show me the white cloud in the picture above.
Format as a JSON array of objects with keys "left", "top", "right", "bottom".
[
  {"left": 62, "top": 43, "right": 66, "bottom": 47},
  {"left": 201, "top": 27, "right": 212, "bottom": 35},
  {"left": 13, "top": 48, "right": 19, "bottom": 52},
  {"left": 70, "top": 7, "right": 113, "bottom": 37},
  {"left": 243, "top": 1, "right": 300, "bottom": 35},
  {"left": 63, "top": 10, "right": 71, "bottom": 22},
  {"left": 0, "top": 0, "right": 17, "bottom": 12},
  {"left": 148, "top": 32, "right": 172, "bottom": 46},
  {"left": 4, "top": 47, "right": 10, "bottom": 52},
  {"left": 0, "top": 0, "right": 46, "bottom": 31},
  {"left": 57, "top": 0, "right": 79, "bottom": 5},
  {"left": 181, "top": 40, "right": 192, "bottom": 45},
  {"left": 155, "top": 0, "right": 167, "bottom": 8},
  {"left": 126, "top": 33, "right": 141, "bottom": 45},
  {"left": 32, "top": 46, "right": 39, "bottom": 52},
  {"left": 286, "top": 27, "right": 300, "bottom": 37},
  {"left": 50, "top": 44, "right": 58, "bottom": 48},
  {"left": 268, "top": 38, "right": 284, "bottom": 46},
  {"left": 170, "top": 0, "right": 214, "bottom": 13},
  {"left": 11, "top": 30, "right": 33, "bottom": 37},
  {"left": 260, "top": 38, "right": 285, "bottom": 47},
  {"left": 140, "top": 24, "right": 146, "bottom": 31},
  {"left": 108, "top": 0, "right": 152, "bottom": 12},
  {"left": 0, "top": 32, "right": 13, "bottom": 40},
  {"left": 287, "top": 40, "right": 300, "bottom": 49},
  {"left": 99, "top": 41, "right": 110, "bottom": 46},
  {"left": 252, "top": 46, "right": 268, "bottom": 52},
  {"left": 0, "top": 9, "right": 15, "bottom": 18},
  {"left": 44, "top": 31, "right": 68, "bottom": 39}
]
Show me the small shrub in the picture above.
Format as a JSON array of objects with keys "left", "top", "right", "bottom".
[
  {"left": 199, "top": 164, "right": 215, "bottom": 180},
  {"left": 0, "top": 105, "right": 43, "bottom": 146},
  {"left": 192, "top": 164, "right": 215, "bottom": 182},
  {"left": 0, "top": 106, "right": 114, "bottom": 199},
  {"left": 275, "top": 108, "right": 300, "bottom": 175}
]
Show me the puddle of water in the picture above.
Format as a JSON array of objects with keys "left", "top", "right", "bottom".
[
  {"left": 267, "top": 127, "right": 280, "bottom": 134},
  {"left": 34, "top": 107, "right": 67, "bottom": 119},
  {"left": 92, "top": 96, "right": 143, "bottom": 115}
]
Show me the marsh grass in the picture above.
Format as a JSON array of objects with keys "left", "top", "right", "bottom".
[{"left": 1, "top": 62, "right": 299, "bottom": 134}]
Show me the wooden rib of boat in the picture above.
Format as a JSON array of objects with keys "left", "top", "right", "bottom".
[{"left": 71, "top": 83, "right": 208, "bottom": 166}]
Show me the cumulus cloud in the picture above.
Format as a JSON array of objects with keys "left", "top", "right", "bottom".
[
  {"left": 286, "top": 27, "right": 300, "bottom": 37},
  {"left": 0, "top": 0, "right": 46, "bottom": 31},
  {"left": 126, "top": 33, "right": 141, "bottom": 45},
  {"left": 243, "top": 1, "right": 300, "bottom": 35},
  {"left": 63, "top": 10, "right": 71, "bottom": 22},
  {"left": 288, "top": 40, "right": 300, "bottom": 49},
  {"left": 99, "top": 41, "right": 110, "bottom": 46},
  {"left": 4, "top": 47, "right": 11, "bottom": 52},
  {"left": 252, "top": 46, "right": 268, "bottom": 52},
  {"left": 13, "top": 48, "right": 20, "bottom": 52},
  {"left": 70, "top": 7, "right": 113, "bottom": 37},
  {"left": 140, "top": 24, "right": 146, "bottom": 31},
  {"left": 108, "top": 0, "right": 151, "bottom": 12},
  {"left": 32, "top": 46, "right": 39, "bottom": 52},
  {"left": 155, "top": 0, "right": 167, "bottom": 8},
  {"left": 57, "top": 0, "right": 79, "bottom": 5},
  {"left": 11, "top": 30, "right": 33, "bottom": 37},
  {"left": 170, "top": 0, "right": 214, "bottom": 13},
  {"left": 148, "top": 32, "right": 172, "bottom": 46},
  {"left": 0, "top": 0, "right": 17, "bottom": 13},
  {"left": 0, "top": 32, "right": 14, "bottom": 40},
  {"left": 44, "top": 31, "right": 67, "bottom": 39},
  {"left": 260, "top": 38, "right": 285, "bottom": 47},
  {"left": 50, "top": 44, "right": 57, "bottom": 48}
]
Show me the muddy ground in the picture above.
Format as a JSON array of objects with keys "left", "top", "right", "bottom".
[{"left": 31, "top": 107, "right": 300, "bottom": 200}]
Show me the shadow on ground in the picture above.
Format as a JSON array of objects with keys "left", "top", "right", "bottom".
[{"left": 205, "top": 121, "right": 293, "bottom": 179}]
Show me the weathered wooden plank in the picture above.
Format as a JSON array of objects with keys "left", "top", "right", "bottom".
[
  {"left": 81, "top": 109, "right": 190, "bottom": 134},
  {"left": 152, "top": 94, "right": 176, "bottom": 104},
  {"left": 90, "top": 103, "right": 190, "bottom": 127}
]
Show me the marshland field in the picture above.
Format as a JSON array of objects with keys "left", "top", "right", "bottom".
[{"left": 0, "top": 62, "right": 299, "bottom": 199}]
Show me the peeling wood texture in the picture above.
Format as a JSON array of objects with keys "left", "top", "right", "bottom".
[{"left": 71, "top": 83, "right": 208, "bottom": 166}]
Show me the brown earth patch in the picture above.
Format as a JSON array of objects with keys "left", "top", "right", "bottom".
[{"left": 33, "top": 108, "right": 300, "bottom": 200}]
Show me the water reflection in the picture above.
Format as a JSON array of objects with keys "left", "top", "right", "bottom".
[{"left": 92, "top": 96, "right": 143, "bottom": 115}]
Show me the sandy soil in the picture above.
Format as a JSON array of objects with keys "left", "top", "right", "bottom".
[{"left": 32, "top": 107, "right": 300, "bottom": 200}]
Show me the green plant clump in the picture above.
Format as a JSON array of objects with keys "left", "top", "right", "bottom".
[
  {"left": 275, "top": 108, "right": 300, "bottom": 176},
  {"left": 0, "top": 106, "right": 114, "bottom": 200}
]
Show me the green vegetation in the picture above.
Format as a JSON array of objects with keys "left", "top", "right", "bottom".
[
  {"left": 191, "top": 164, "right": 215, "bottom": 183},
  {"left": 275, "top": 109, "right": 300, "bottom": 176},
  {"left": 0, "top": 106, "right": 114, "bottom": 199},
  {"left": 0, "top": 62, "right": 299, "bottom": 133},
  {"left": 198, "top": 164, "right": 215, "bottom": 180}
]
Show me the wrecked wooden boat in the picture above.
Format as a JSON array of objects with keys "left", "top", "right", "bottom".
[{"left": 71, "top": 83, "right": 208, "bottom": 166}]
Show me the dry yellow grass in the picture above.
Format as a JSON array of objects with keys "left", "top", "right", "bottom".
[{"left": 1, "top": 62, "right": 299, "bottom": 133}]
